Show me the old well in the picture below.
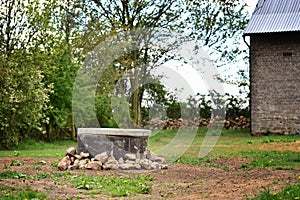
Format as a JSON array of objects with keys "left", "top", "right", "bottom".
[
  {"left": 77, "top": 128, "right": 151, "bottom": 159},
  {"left": 58, "top": 128, "right": 167, "bottom": 170}
]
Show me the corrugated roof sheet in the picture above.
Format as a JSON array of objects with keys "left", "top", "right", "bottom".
[{"left": 244, "top": 0, "right": 300, "bottom": 35}]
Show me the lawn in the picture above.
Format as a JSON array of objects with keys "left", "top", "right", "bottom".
[
  {"left": 0, "top": 128, "right": 300, "bottom": 199},
  {"left": 149, "top": 128, "right": 300, "bottom": 166},
  {"left": 0, "top": 140, "right": 77, "bottom": 158}
]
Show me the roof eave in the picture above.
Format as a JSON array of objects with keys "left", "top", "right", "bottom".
[{"left": 243, "top": 30, "right": 300, "bottom": 36}]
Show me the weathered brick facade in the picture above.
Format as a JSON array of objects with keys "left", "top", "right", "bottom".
[{"left": 250, "top": 32, "right": 300, "bottom": 135}]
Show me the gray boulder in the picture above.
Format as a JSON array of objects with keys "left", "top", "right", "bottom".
[
  {"left": 124, "top": 153, "right": 136, "bottom": 161},
  {"left": 94, "top": 152, "right": 109, "bottom": 163},
  {"left": 103, "top": 157, "right": 119, "bottom": 170},
  {"left": 86, "top": 161, "right": 102, "bottom": 170},
  {"left": 66, "top": 147, "right": 76, "bottom": 156},
  {"left": 58, "top": 156, "right": 72, "bottom": 171}
]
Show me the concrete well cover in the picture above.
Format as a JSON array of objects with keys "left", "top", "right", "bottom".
[{"left": 77, "top": 128, "right": 151, "bottom": 159}]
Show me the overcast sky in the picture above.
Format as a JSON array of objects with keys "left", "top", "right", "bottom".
[
  {"left": 246, "top": 0, "right": 257, "bottom": 14},
  {"left": 152, "top": 0, "right": 259, "bottom": 101}
]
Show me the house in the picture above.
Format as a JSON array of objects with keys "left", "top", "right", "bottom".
[{"left": 243, "top": 0, "right": 300, "bottom": 135}]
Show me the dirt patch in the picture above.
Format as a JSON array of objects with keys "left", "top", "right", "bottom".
[
  {"left": 0, "top": 157, "right": 299, "bottom": 200},
  {"left": 259, "top": 141, "right": 300, "bottom": 152}
]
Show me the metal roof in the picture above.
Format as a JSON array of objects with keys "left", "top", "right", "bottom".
[{"left": 244, "top": 0, "right": 300, "bottom": 35}]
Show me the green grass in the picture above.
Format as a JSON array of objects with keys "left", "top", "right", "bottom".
[
  {"left": 239, "top": 150, "right": 300, "bottom": 169},
  {"left": 0, "top": 186, "right": 47, "bottom": 200},
  {"left": 251, "top": 184, "right": 300, "bottom": 200},
  {"left": 174, "top": 156, "right": 230, "bottom": 171},
  {"left": 148, "top": 128, "right": 251, "bottom": 156},
  {"left": 0, "top": 129, "right": 299, "bottom": 168},
  {"left": 261, "top": 137, "right": 297, "bottom": 144},
  {"left": 72, "top": 173, "right": 153, "bottom": 197},
  {"left": 1, "top": 129, "right": 300, "bottom": 199},
  {"left": 0, "top": 170, "right": 66, "bottom": 180},
  {"left": 149, "top": 129, "right": 177, "bottom": 142},
  {"left": 2, "top": 129, "right": 298, "bottom": 161},
  {"left": 0, "top": 171, "right": 28, "bottom": 179},
  {"left": 149, "top": 129, "right": 300, "bottom": 199},
  {"left": 0, "top": 170, "right": 153, "bottom": 197},
  {"left": 0, "top": 140, "right": 77, "bottom": 158},
  {"left": 148, "top": 129, "right": 300, "bottom": 170}
]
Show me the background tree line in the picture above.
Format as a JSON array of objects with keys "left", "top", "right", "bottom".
[{"left": 0, "top": 0, "right": 249, "bottom": 149}]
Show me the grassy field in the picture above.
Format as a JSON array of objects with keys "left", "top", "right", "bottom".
[
  {"left": 149, "top": 128, "right": 300, "bottom": 167},
  {"left": 1, "top": 128, "right": 300, "bottom": 199},
  {"left": 149, "top": 128, "right": 300, "bottom": 199},
  {"left": 1, "top": 128, "right": 300, "bottom": 169},
  {"left": 0, "top": 140, "right": 77, "bottom": 158}
]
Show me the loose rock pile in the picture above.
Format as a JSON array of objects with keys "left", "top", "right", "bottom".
[
  {"left": 142, "top": 117, "right": 250, "bottom": 130},
  {"left": 58, "top": 147, "right": 168, "bottom": 171}
]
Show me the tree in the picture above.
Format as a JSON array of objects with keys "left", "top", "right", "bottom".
[
  {"left": 187, "top": 0, "right": 250, "bottom": 108},
  {"left": 36, "top": 0, "right": 106, "bottom": 140},
  {"left": 0, "top": 0, "right": 52, "bottom": 148},
  {"left": 89, "top": 0, "right": 248, "bottom": 127},
  {"left": 40, "top": 0, "right": 83, "bottom": 141},
  {"left": 0, "top": 0, "right": 250, "bottom": 147},
  {"left": 89, "top": 0, "right": 182, "bottom": 126},
  {"left": 187, "top": 0, "right": 248, "bottom": 53}
]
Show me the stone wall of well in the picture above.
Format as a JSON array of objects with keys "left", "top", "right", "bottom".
[{"left": 250, "top": 32, "right": 300, "bottom": 135}]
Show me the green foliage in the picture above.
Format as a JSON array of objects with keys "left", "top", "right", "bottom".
[
  {"left": 95, "top": 93, "right": 118, "bottom": 128},
  {"left": 0, "top": 171, "right": 28, "bottom": 179},
  {"left": 198, "top": 95, "right": 212, "bottom": 119},
  {"left": 166, "top": 99, "right": 182, "bottom": 119},
  {"left": 90, "top": 0, "right": 248, "bottom": 126},
  {"left": 225, "top": 93, "right": 250, "bottom": 119},
  {"left": 0, "top": 0, "right": 249, "bottom": 146},
  {"left": 0, "top": 170, "right": 66, "bottom": 180},
  {"left": 0, "top": 0, "right": 53, "bottom": 148},
  {"left": 0, "top": 53, "right": 52, "bottom": 149},
  {"left": 156, "top": 92, "right": 250, "bottom": 121},
  {"left": 72, "top": 174, "right": 153, "bottom": 197},
  {"left": 10, "top": 160, "right": 23, "bottom": 166},
  {"left": 13, "top": 151, "right": 19, "bottom": 157},
  {"left": 141, "top": 82, "right": 169, "bottom": 121}
]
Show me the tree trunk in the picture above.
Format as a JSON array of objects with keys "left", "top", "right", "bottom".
[
  {"left": 45, "top": 118, "right": 53, "bottom": 143},
  {"left": 131, "top": 68, "right": 141, "bottom": 127},
  {"left": 70, "top": 113, "right": 76, "bottom": 140},
  {"left": 131, "top": 48, "right": 142, "bottom": 127}
]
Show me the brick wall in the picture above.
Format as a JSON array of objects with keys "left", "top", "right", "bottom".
[{"left": 250, "top": 32, "right": 300, "bottom": 135}]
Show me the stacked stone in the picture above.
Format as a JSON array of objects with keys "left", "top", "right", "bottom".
[
  {"left": 142, "top": 119, "right": 165, "bottom": 130},
  {"left": 58, "top": 147, "right": 168, "bottom": 171},
  {"left": 143, "top": 118, "right": 201, "bottom": 130},
  {"left": 223, "top": 116, "right": 250, "bottom": 130},
  {"left": 142, "top": 117, "right": 250, "bottom": 130}
]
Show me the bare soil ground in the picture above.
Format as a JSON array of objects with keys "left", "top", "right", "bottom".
[
  {"left": 259, "top": 140, "right": 300, "bottom": 152},
  {"left": 0, "top": 156, "right": 299, "bottom": 200}
]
